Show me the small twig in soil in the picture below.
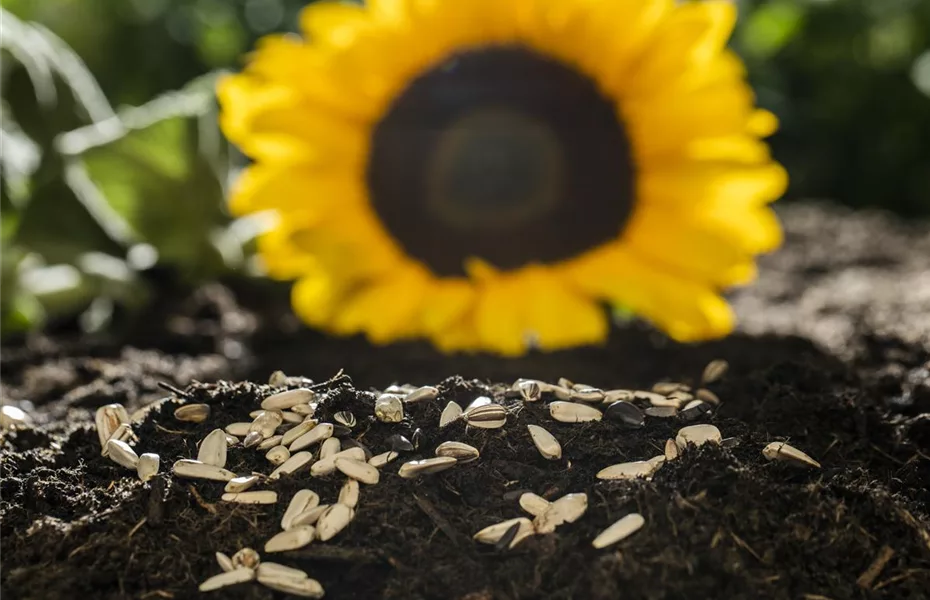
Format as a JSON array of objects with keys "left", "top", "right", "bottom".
[
  {"left": 127, "top": 517, "right": 147, "bottom": 539},
  {"left": 730, "top": 532, "right": 766, "bottom": 563},
  {"left": 414, "top": 494, "right": 465, "bottom": 547},
  {"left": 873, "top": 568, "right": 929, "bottom": 591},
  {"left": 188, "top": 485, "right": 217, "bottom": 514},
  {"left": 154, "top": 423, "right": 191, "bottom": 435},
  {"left": 139, "top": 590, "right": 175, "bottom": 599},
  {"left": 857, "top": 545, "right": 895, "bottom": 589},
  {"left": 157, "top": 381, "right": 191, "bottom": 399}
]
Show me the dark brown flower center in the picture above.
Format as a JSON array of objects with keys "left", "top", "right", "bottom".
[{"left": 367, "top": 46, "right": 635, "bottom": 276}]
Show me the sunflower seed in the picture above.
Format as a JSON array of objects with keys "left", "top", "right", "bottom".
[
  {"left": 317, "top": 503, "right": 355, "bottom": 541},
  {"left": 264, "top": 526, "right": 315, "bottom": 553},
  {"left": 604, "top": 389, "right": 635, "bottom": 403},
  {"left": 647, "top": 454, "right": 666, "bottom": 470},
  {"left": 517, "top": 380, "right": 542, "bottom": 402},
  {"left": 173, "top": 459, "right": 236, "bottom": 481},
  {"left": 676, "top": 424, "right": 722, "bottom": 449},
  {"left": 664, "top": 439, "right": 679, "bottom": 460},
  {"left": 0, "top": 405, "right": 27, "bottom": 429},
  {"left": 668, "top": 390, "right": 694, "bottom": 402},
  {"left": 198, "top": 567, "right": 255, "bottom": 591},
  {"left": 549, "top": 401, "right": 602, "bottom": 423},
  {"left": 262, "top": 389, "right": 316, "bottom": 410},
  {"left": 696, "top": 388, "right": 721, "bottom": 405},
  {"left": 387, "top": 434, "right": 414, "bottom": 452},
  {"left": 310, "top": 448, "right": 367, "bottom": 477},
  {"left": 596, "top": 461, "right": 659, "bottom": 481},
  {"left": 137, "top": 453, "right": 160, "bottom": 482},
  {"left": 439, "top": 401, "right": 464, "bottom": 427},
  {"left": 592, "top": 513, "right": 645, "bottom": 549},
  {"left": 513, "top": 378, "right": 551, "bottom": 393},
  {"left": 268, "top": 370, "right": 288, "bottom": 387},
  {"left": 640, "top": 393, "right": 681, "bottom": 408},
  {"left": 258, "top": 434, "right": 284, "bottom": 451},
  {"left": 282, "top": 489, "right": 321, "bottom": 530},
  {"left": 102, "top": 423, "right": 134, "bottom": 456},
  {"left": 338, "top": 478, "right": 360, "bottom": 508},
  {"left": 551, "top": 385, "right": 573, "bottom": 400},
  {"left": 215, "top": 551, "right": 235, "bottom": 572},
  {"left": 222, "top": 490, "right": 278, "bottom": 504},
  {"left": 174, "top": 403, "right": 210, "bottom": 423},
  {"left": 519, "top": 492, "right": 551, "bottom": 517},
  {"left": 526, "top": 424, "right": 562, "bottom": 460},
  {"left": 398, "top": 456, "right": 458, "bottom": 479},
  {"left": 603, "top": 401, "right": 645, "bottom": 428},
  {"left": 374, "top": 394, "right": 404, "bottom": 423},
  {"left": 269, "top": 451, "right": 314, "bottom": 479},
  {"left": 257, "top": 561, "right": 310, "bottom": 581},
  {"left": 225, "top": 475, "right": 260, "bottom": 493},
  {"left": 464, "top": 403, "right": 507, "bottom": 429},
  {"left": 404, "top": 386, "right": 439, "bottom": 404},
  {"left": 333, "top": 411, "right": 356, "bottom": 428},
  {"left": 383, "top": 385, "right": 408, "bottom": 394},
  {"left": 652, "top": 382, "right": 686, "bottom": 394},
  {"left": 411, "top": 427, "right": 425, "bottom": 449},
  {"left": 266, "top": 445, "right": 291, "bottom": 466},
  {"left": 225, "top": 434, "right": 239, "bottom": 446},
  {"left": 290, "top": 423, "right": 334, "bottom": 451},
  {"left": 105, "top": 439, "right": 139, "bottom": 469},
  {"left": 435, "top": 441, "right": 480, "bottom": 463},
  {"left": 250, "top": 410, "right": 284, "bottom": 438},
  {"left": 232, "top": 547, "right": 260, "bottom": 569},
  {"left": 533, "top": 493, "right": 588, "bottom": 534},
  {"left": 290, "top": 403, "right": 317, "bottom": 416},
  {"left": 368, "top": 450, "right": 399, "bottom": 468},
  {"left": 319, "top": 437, "right": 341, "bottom": 460},
  {"left": 243, "top": 431, "right": 263, "bottom": 448},
  {"left": 465, "top": 396, "right": 492, "bottom": 412},
  {"left": 558, "top": 377, "right": 574, "bottom": 389},
  {"left": 249, "top": 410, "right": 264, "bottom": 419},
  {"left": 225, "top": 422, "right": 252, "bottom": 437},
  {"left": 570, "top": 388, "right": 605, "bottom": 402},
  {"left": 281, "top": 411, "right": 304, "bottom": 424},
  {"left": 474, "top": 517, "right": 534, "bottom": 545},
  {"left": 335, "top": 457, "right": 380, "bottom": 484},
  {"left": 257, "top": 568, "right": 325, "bottom": 598},
  {"left": 198, "top": 429, "right": 228, "bottom": 467},
  {"left": 644, "top": 406, "right": 678, "bottom": 418},
  {"left": 342, "top": 438, "right": 373, "bottom": 459},
  {"left": 281, "top": 420, "right": 317, "bottom": 447},
  {"left": 702, "top": 359, "right": 729, "bottom": 384},
  {"left": 95, "top": 404, "right": 130, "bottom": 449},
  {"left": 762, "top": 441, "right": 821, "bottom": 468},
  {"left": 291, "top": 504, "right": 330, "bottom": 527},
  {"left": 679, "top": 401, "right": 712, "bottom": 421}
]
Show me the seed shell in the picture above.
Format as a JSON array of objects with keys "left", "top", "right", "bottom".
[
  {"left": 368, "top": 451, "right": 399, "bottom": 468},
  {"left": 317, "top": 503, "right": 355, "bottom": 541},
  {"left": 222, "top": 491, "right": 278, "bottom": 504},
  {"left": 527, "top": 424, "right": 562, "bottom": 460},
  {"left": 702, "top": 359, "right": 729, "bottom": 384},
  {"left": 266, "top": 445, "right": 291, "bottom": 466},
  {"left": 264, "top": 526, "right": 315, "bottom": 552},
  {"left": 225, "top": 475, "right": 260, "bottom": 493},
  {"left": 592, "top": 513, "right": 645, "bottom": 549},
  {"left": 198, "top": 567, "right": 255, "bottom": 592},
  {"left": 435, "top": 441, "right": 480, "bottom": 463},
  {"left": 105, "top": 439, "right": 139, "bottom": 470},
  {"left": 199, "top": 428, "right": 228, "bottom": 468},
  {"left": 269, "top": 451, "right": 314, "bottom": 479},
  {"left": 232, "top": 547, "right": 260, "bottom": 569},
  {"left": 474, "top": 517, "right": 533, "bottom": 545},
  {"left": 603, "top": 401, "right": 645, "bottom": 428},
  {"left": 549, "top": 401, "right": 602, "bottom": 423},
  {"left": 533, "top": 493, "right": 588, "bottom": 533},
  {"left": 137, "top": 453, "right": 160, "bottom": 482},
  {"left": 283, "top": 489, "right": 321, "bottom": 530},
  {"left": 338, "top": 478, "right": 360, "bottom": 508},
  {"left": 335, "top": 457, "right": 380, "bottom": 484},
  {"left": 664, "top": 439, "right": 679, "bottom": 460},
  {"left": 762, "top": 441, "right": 821, "bottom": 468},
  {"left": 174, "top": 403, "right": 210, "bottom": 423},
  {"left": 676, "top": 424, "right": 722, "bottom": 449},
  {"left": 215, "top": 552, "right": 234, "bottom": 572},
  {"left": 173, "top": 459, "right": 236, "bottom": 481},
  {"left": 291, "top": 504, "right": 330, "bottom": 527},
  {"left": 518, "top": 492, "right": 550, "bottom": 517},
  {"left": 398, "top": 456, "right": 457, "bottom": 479},
  {"left": 225, "top": 422, "right": 252, "bottom": 437},
  {"left": 374, "top": 394, "right": 404, "bottom": 423},
  {"left": 333, "top": 411, "right": 356, "bottom": 428},
  {"left": 439, "top": 401, "right": 464, "bottom": 427},
  {"left": 289, "top": 423, "right": 334, "bottom": 451},
  {"left": 258, "top": 435, "right": 284, "bottom": 451},
  {"left": 596, "top": 461, "right": 658, "bottom": 481},
  {"left": 281, "top": 420, "right": 316, "bottom": 447},
  {"left": 404, "top": 385, "right": 439, "bottom": 403}
]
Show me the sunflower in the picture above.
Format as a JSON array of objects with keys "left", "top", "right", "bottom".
[{"left": 218, "top": 0, "right": 787, "bottom": 356}]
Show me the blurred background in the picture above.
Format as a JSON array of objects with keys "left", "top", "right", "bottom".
[{"left": 2, "top": 0, "right": 929, "bottom": 338}]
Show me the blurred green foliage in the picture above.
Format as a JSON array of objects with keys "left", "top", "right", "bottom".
[{"left": 1, "top": 0, "right": 929, "bottom": 335}]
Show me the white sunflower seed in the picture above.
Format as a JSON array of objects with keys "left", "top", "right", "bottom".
[
  {"left": 647, "top": 455, "right": 666, "bottom": 470},
  {"left": 637, "top": 391, "right": 681, "bottom": 408},
  {"left": 225, "top": 434, "right": 239, "bottom": 446},
  {"left": 289, "top": 423, "right": 334, "bottom": 451},
  {"left": 198, "top": 567, "right": 255, "bottom": 592},
  {"left": 310, "top": 447, "right": 366, "bottom": 477},
  {"left": 250, "top": 410, "right": 284, "bottom": 438},
  {"left": 596, "top": 461, "right": 659, "bottom": 481},
  {"left": 281, "top": 420, "right": 317, "bottom": 447},
  {"left": 465, "top": 396, "right": 492, "bottom": 412},
  {"left": 215, "top": 551, "right": 234, "bottom": 572},
  {"left": 268, "top": 370, "right": 288, "bottom": 387},
  {"left": 335, "top": 457, "right": 380, "bottom": 484},
  {"left": 105, "top": 439, "right": 139, "bottom": 469},
  {"left": 569, "top": 388, "right": 605, "bottom": 402},
  {"left": 137, "top": 453, "right": 160, "bottom": 482},
  {"left": 368, "top": 450, "right": 399, "bottom": 468},
  {"left": 257, "top": 569, "right": 325, "bottom": 598},
  {"left": 533, "top": 493, "right": 588, "bottom": 534},
  {"left": 682, "top": 399, "right": 705, "bottom": 412},
  {"left": 243, "top": 431, "right": 264, "bottom": 448},
  {"left": 696, "top": 388, "right": 721, "bottom": 405},
  {"left": 558, "top": 377, "right": 574, "bottom": 389},
  {"left": 174, "top": 403, "right": 210, "bottom": 423},
  {"left": 290, "top": 403, "right": 317, "bottom": 416},
  {"left": 702, "top": 359, "right": 729, "bottom": 384},
  {"left": 317, "top": 503, "right": 355, "bottom": 541},
  {"left": 0, "top": 405, "right": 27, "bottom": 429},
  {"left": 664, "top": 439, "right": 679, "bottom": 460},
  {"left": 398, "top": 456, "right": 457, "bottom": 479},
  {"left": 374, "top": 394, "right": 404, "bottom": 423},
  {"left": 281, "top": 411, "right": 304, "bottom": 424},
  {"left": 199, "top": 428, "right": 228, "bottom": 468},
  {"left": 258, "top": 434, "right": 284, "bottom": 451},
  {"left": 264, "top": 526, "right": 315, "bottom": 553},
  {"left": 551, "top": 385, "right": 573, "bottom": 400},
  {"left": 603, "top": 389, "right": 634, "bottom": 403},
  {"left": 439, "top": 401, "right": 464, "bottom": 428},
  {"left": 222, "top": 490, "right": 278, "bottom": 504},
  {"left": 262, "top": 388, "right": 316, "bottom": 410},
  {"left": 172, "top": 459, "right": 236, "bottom": 481},
  {"left": 519, "top": 492, "right": 550, "bottom": 517},
  {"left": 102, "top": 423, "right": 134, "bottom": 456},
  {"left": 652, "top": 382, "right": 684, "bottom": 394},
  {"left": 473, "top": 517, "right": 534, "bottom": 545},
  {"left": 435, "top": 441, "right": 480, "bottom": 463},
  {"left": 266, "top": 445, "right": 291, "bottom": 466},
  {"left": 527, "top": 424, "right": 562, "bottom": 460},
  {"left": 463, "top": 403, "right": 507, "bottom": 429},
  {"left": 668, "top": 390, "right": 694, "bottom": 402},
  {"left": 549, "top": 401, "right": 602, "bottom": 423},
  {"left": 291, "top": 504, "right": 330, "bottom": 527},
  {"left": 404, "top": 386, "right": 439, "bottom": 404},
  {"left": 592, "top": 513, "right": 645, "bottom": 549},
  {"left": 225, "top": 422, "right": 252, "bottom": 437},
  {"left": 256, "top": 561, "right": 309, "bottom": 581},
  {"left": 319, "top": 437, "right": 341, "bottom": 460},
  {"left": 338, "top": 478, "right": 360, "bottom": 508},
  {"left": 333, "top": 411, "right": 356, "bottom": 428},
  {"left": 95, "top": 404, "right": 130, "bottom": 449},
  {"left": 269, "top": 451, "right": 314, "bottom": 479},
  {"left": 282, "top": 489, "right": 321, "bottom": 530},
  {"left": 644, "top": 406, "right": 678, "bottom": 418},
  {"left": 762, "top": 441, "right": 821, "bottom": 468},
  {"left": 225, "top": 475, "right": 260, "bottom": 493},
  {"left": 249, "top": 410, "right": 264, "bottom": 419},
  {"left": 676, "top": 424, "right": 722, "bottom": 449},
  {"left": 232, "top": 547, "right": 260, "bottom": 569}
]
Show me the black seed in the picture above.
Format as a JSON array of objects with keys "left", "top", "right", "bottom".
[
  {"left": 604, "top": 401, "right": 645, "bottom": 428},
  {"left": 495, "top": 521, "right": 522, "bottom": 552},
  {"left": 387, "top": 434, "right": 415, "bottom": 453},
  {"left": 678, "top": 402, "right": 712, "bottom": 421},
  {"left": 331, "top": 424, "right": 353, "bottom": 438}
]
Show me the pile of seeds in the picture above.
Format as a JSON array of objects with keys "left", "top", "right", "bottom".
[{"left": 95, "top": 360, "right": 821, "bottom": 596}]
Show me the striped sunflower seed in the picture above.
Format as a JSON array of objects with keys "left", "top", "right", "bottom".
[
  {"left": 291, "top": 504, "right": 330, "bottom": 527},
  {"left": 173, "top": 459, "right": 236, "bottom": 481},
  {"left": 174, "top": 403, "right": 210, "bottom": 423},
  {"left": 435, "top": 441, "right": 480, "bottom": 463},
  {"left": 289, "top": 423, "right": 334, "bottom": 451},
  {"left": 474, "top": 517, "right": 533, "bottom": 546},
  {"left": 266, "top": 445, "right": 291, "bottom": 466},
  {"left": 257, "top": 568, "right": 325, "bottom": 598},
  {"left": 527, "top": 424, "right": 562, "bottom": 460},
  {"left": 137, "top": 453, "right": 160, "bottom": 482},
  {"left": 335, "top": 457, "right": 380, "bottom": 484},
  {"left": 762, "top": 441, "right": 821, "bottom": 468},
  {"left": 269, "top": 451, "right": 314, "bottom": 479},
  {"left": 225, "top": 422, "right": 252, "bottom": 437},
  {"left": 338, "top": 478, "right": 360, "bottom": 508},
  {"left": 533, "top": 493, "right": 588, "bottom": 534},
  {"left": 374, "top": 394, "right": 404, "bottom": 423},
  {"left": 317, "top": 503, "right": 355, "bottom": 541},
  {"left": 517, "top": 380, "right": 542, "bottom": 402},
  {"left": 268, "top": 370, "right": 288, "bottom": 387},
  {"left": 265, "top": 526, "right": 315, "bottom": 553},
  {"left": 404, "top": 386, "right": 439, "bottom": 404},
  {"left": 283, "top": 489, "right": 321, "bottom": 530},
  {"left": 596, "top": 461, "right": 658, "bottom": 481},
  {"left": 439, "top": 401, "right": 464, "bottom": 428},
  {"left": 397, "top": 456, "right": 457, "bottom": 479},
  {"left": 222, "top": 491, "right": 279, "bottom": 504},
  {"left": 664, "top": 439, "right": 679, "bottom": 460},
  {"left": 592, "top": 513, "right": 645, "bottom": 549},
  {"left": 215, "top": 551, "right": 234, "bottom": 572},
  {"left": 465, "top": 397, "right": 492, "bottom": 412},
  {"left": 333, "top": 411, "right": 356, "bottom": 428},
  {"left": 518, "top": 492, "right": 550, "bottom": 517},
  {"left": 675, "top": 424, "right": 722, "bottom": 449},
  {"left": 198, "top": 567, "right": 255, "bottom": 592},
  {"left": 199, "top": 429, "right": 228, "bottom": 468},
  {"left": 368, "top": 450, "right": 399, "bottom": 468},
  {"left": 225, "top": 475, "right": 260, "bottom": 493},
  {"left": 463, "top": 403, "right": 507, "bottom": 429},
  {"left": 232, "top": 547, "right": 260, "bottom": 569},
  {"left": 281, "top": 420, "right": 317, "bottom": 447},
  {"left": 262, "top": 389, "right": 315, "bottom": 410},
  {"left": 95, "top": 404, "right": 130, "bottom": 449},
  {"left": 319, "top": 437, "right": 341, "bottom": 460},
  {"left": 105, "top": 439, "right": 139, "bottom": 470},
  {"left": 701, "top": 359, "right": 729, "bottom": 384},
  {"left": 258, "top": 435, "right": 284, "bottom": 451},
  {"left": 549, "top": 401, "right": 602, "bottom": 423}
]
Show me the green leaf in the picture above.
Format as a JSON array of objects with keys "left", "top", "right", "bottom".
[{"left": 739, "top": 1, "right": 806, "bottom": 59}]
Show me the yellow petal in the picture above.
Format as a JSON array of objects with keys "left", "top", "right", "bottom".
[
  {"left": 300, "top": 1, "right": 369, "bottom": 48},
  {"left": 291, "top": 266, "right": 345, "bottom": 330},
  {"left": 747, "top": 109, "right": 780, "bottom": 137},
  {"left": 257, "top": 216, "right": 320, "bottom": 280},
  {"left": 521, "top": 268, "right": 608, "bottom": 350},
  {"left": 421, "top": 278, "right": 477, "bottom": 336},
  {"left": 473, "top": 275, "right": 528, "bottom": 356},
  {"left": 333, "top": 266, "right": 429, "bottom": 343},
  {"left": 228, "top": 164, "right": 364, "bottom": 217},
  {"left": 588, "top": 0, "right": 676, "bottom": 90},
  {"left": 639, "top": 161, "right": 788, "bottom": 211}
]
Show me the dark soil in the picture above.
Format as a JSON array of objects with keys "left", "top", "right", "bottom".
[{"left": 2, "top": 202, "right": 930, "bottom": 600}]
